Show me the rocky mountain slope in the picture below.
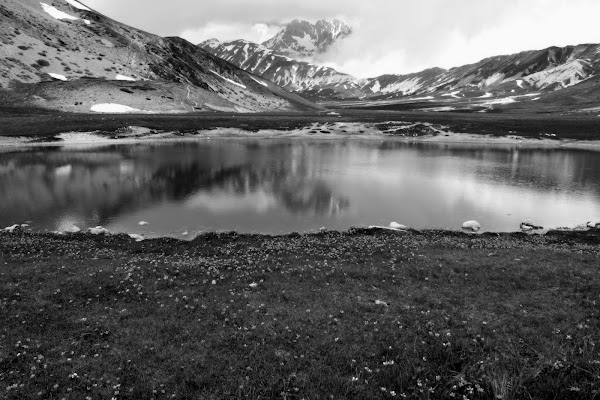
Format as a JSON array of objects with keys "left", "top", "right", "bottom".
[
  {"left": 199, "top": 18, "right": 361, "bottom": 100},
  {"left": 0, "top": 0, "right": 318, "bottom": 113},
  {"left": 362, "top": 44, "right": 600, "bottom": 99},
  {"left": 200, "top": 39, "right": 361, "bottom": 99}
]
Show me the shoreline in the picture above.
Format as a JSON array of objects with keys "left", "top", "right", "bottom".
[
  {"left": 2, "top": 126, "right": 600, "bottom": 151},
  {"left": 2, "top": 225, "right": 598, "bottom": 243}
]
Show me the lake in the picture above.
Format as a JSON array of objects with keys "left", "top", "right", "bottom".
[{"left": 1, "top": 139, "right": 600, "bottom": 237}]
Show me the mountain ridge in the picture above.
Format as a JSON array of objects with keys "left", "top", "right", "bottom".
[
  {"left": 201, "top": 29, "right": 600, "bottom": 109},
  {"left": 0, "top": 0, "right": 319, "bottom": 113}
]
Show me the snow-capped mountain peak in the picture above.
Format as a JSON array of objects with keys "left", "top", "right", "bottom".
[
  {"left": 200, "top": 38, "right": 221, "bottom": 49},
  {"left": 261, "top": 18, "right": 351, "bottom": 58}
]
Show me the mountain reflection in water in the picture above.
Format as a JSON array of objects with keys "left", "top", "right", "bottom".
[{"left": 0, "top": 140, "right": 599, "bottom": 236}]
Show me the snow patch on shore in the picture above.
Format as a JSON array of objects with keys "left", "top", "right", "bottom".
[
  {"left": 480, "top": 97, "right": 517, "bottom": 106},
  {"left": 204, "top": 103, "right": 237, "bottom": 112},
  {"left": 49, "top": 73, "right": 67, "bottom": 81},
  {"left": 91, "top": 104, "right": 142, "bottom": 113},
  {"left": 115, "top": 74, "right": 136, "bottom": 81},
  {"left": 57, "top": 132, "right": 107, "bottom": 143}
]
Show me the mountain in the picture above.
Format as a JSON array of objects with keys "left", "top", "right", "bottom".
[
  {"left": 363, "top": 44, "right": 600, "bottom": 99},
  {"left": 0, "top": 0, "right": 318, "bottom": 113},
  {"left": 261, "top": 19, "right": 351, "bottom": 59},
  {"left": 199, "top": 18, "right": 357, "bottom": 100},
  {"left": 199, "top": 39, "right": 361, "bottom": 100},
  {"left": 203, "top": 26, "right": 600, "bottom": 109}
]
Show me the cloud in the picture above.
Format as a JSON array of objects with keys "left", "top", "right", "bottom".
[
  {"left": 81, "top": 0, "right": 600, "bottom": 78},
  {"left": 312, "top": 0, "right": 600, "bottom": 78},
  {"left": 180, "top": 23, "right": 282, "bottom": 45}
]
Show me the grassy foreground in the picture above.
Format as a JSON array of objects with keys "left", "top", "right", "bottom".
[{"left": 1, "top": 228, "right": 599, "bottom": 399}]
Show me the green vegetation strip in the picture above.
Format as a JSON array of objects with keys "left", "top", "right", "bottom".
[{"left": 1, "top": 229, "right": 599, "bottom": 399}]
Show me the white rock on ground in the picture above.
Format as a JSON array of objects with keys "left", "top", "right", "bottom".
[
  {"left": 375, "top": 300, "right": 389, "bottom": 307},
  {"left": 389, "top": 222, "right": 408, "bottom": 230},
  {"left": 462, "top": 220, "right": 481, "bottom": 232},
  {"left": 587, "top": 219, "right": 600, "bottom": 229},
  {"left": 88, "top": 226, "right": 109, "bottom": 235},
  {"left": 138, "top": 221, "right": 148, "bottom": 226},
  {"left": 128, "top": 234, "right": 144, "bottom": 242},
  {"left": 520, "top": 219, "right": 543, "bottom": 231},
  {"left": 64, "top": 225, "right": 81, "bottom": 233},
  {"left": 4, "top": 224, "right": 21, "bottom": 233}
]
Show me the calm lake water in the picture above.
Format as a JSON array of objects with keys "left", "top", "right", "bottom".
[{"left": 1, "top": 139, "right": 600, "bottom": 237}]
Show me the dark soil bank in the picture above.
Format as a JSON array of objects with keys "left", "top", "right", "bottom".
[
  {"left": 2, "top": 109, "right": 600, "bottom": 141},
  {"left": 1, "top": 228, "right": 599, "bottom": 399}
]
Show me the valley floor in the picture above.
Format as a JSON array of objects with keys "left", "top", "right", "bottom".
[
  {"left": 2, "top": 109, "right": 600, "bottom": 142},
  {"left": 1, "top": 228, "right": 600, "bottom": 399}
]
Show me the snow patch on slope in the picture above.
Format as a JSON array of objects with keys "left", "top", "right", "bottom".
[
  {"left": 380, "top": 77, "right": 422, "bottom": 95},
  {"left": 371, "top": 81, "right": 381, "bottom": 93},
  {"left": 249, "top": 76, "right": 268, "bottom": 87},
  {"left": 480, "top": 97, "right": 518, "bottom": 105},
  {"left": 442, "top": 90, "right": 461, "bottom": 98},
  {"left": 63, "top": 0, "right": 91, "bottom": 11},
  {"left": 524, "top": 60, "right": 591, "bottom": 89},
  {"left": 482, "top": 72, "right": 505, "bottom": 87},
  {"left": 40, "top": 3, "right": 79, "bottom": 21},
  {"left": 209, "top": 70, "right": 247, "bottom": 89}
]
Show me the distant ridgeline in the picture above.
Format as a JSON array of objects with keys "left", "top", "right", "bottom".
[{"left": 201, "top": 23, "right": 600, "bottom": 109}]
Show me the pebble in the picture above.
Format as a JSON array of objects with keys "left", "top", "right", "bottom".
[
  {"left": 520, "top": 220, "right": 543, "bottom": 231},
  {"left": 128, "top": 234, "right": 144, "bottom": 242},
  {"left": 3, "top": 224, "right": 21, "bottom": 233},
  {"left": 88, "top": 226, "right": 109, "bottom": 235},
  {"left": 64, "top": 225, "right": 81, "bottom": 234},
  {"left": 462, "top": 220, "right": 481, "bottom": 232}
]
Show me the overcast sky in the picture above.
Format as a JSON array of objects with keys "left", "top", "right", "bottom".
[{"left": 84, "top": 0, "right": 600, "bottom": 78}]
